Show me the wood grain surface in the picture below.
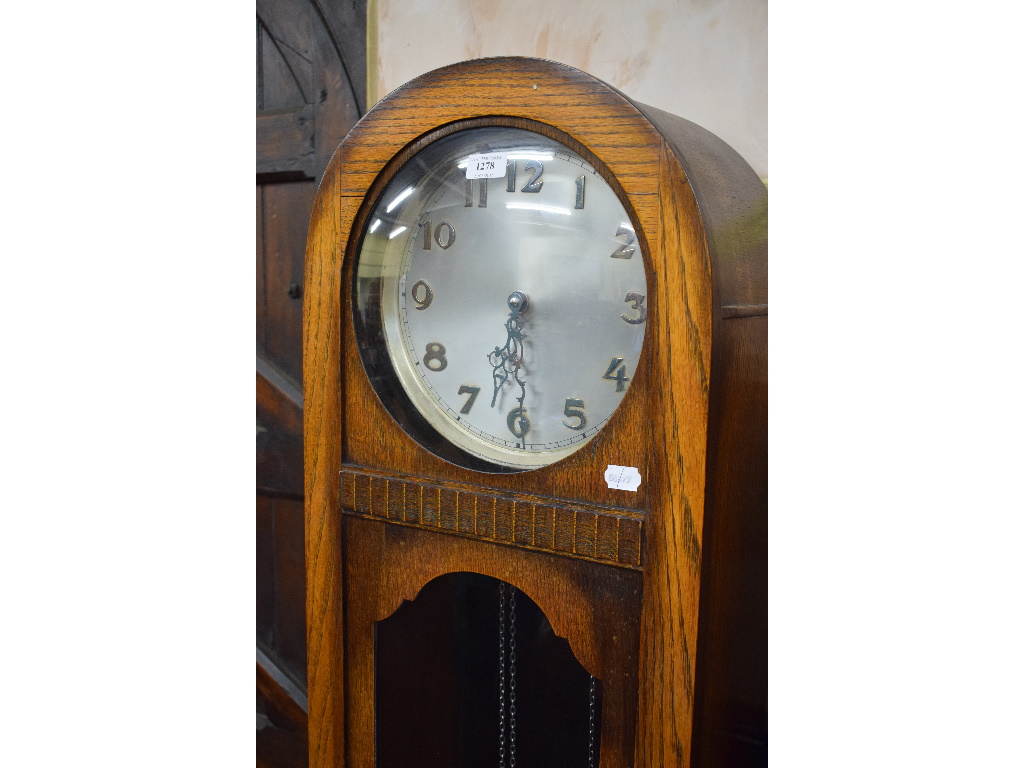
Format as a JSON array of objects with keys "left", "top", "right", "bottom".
[
  {"left": 304, "top": 57, "right": 767, "bottom": 767},
  {"left": 339, "top": 465, "right": 645, "bottom": 569},
  {"left": 343, "top": 515, "right": 642, "bottom": 768}
]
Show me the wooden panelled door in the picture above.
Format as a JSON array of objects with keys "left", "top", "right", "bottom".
[{"left": 256, "top": 1, "right": 364, "bottom": 765}]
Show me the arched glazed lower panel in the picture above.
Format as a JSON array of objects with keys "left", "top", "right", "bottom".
[
  {"left": 342, "top": 515, "right": 640, "bottom": 768},
  {"left": 375, "top": 572, "right": 601, "bottom": 768}
]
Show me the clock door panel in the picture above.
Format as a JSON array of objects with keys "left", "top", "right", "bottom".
[
  {"left": 375, "top": 572, "right": 601, "bottom": 768},
  {"left": 343, "top": 516, "right": 641, "bottom": 768}
]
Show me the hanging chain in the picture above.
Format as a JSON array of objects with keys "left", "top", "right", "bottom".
[
  {"left": 508, "top": 585, "right": 518, "bottom": 768},
  {"left": 498, "top": 582, "right": 507, "bottom": 768},
  {"left": 500, "top": 582, "right": 594, "bottom": 767},
  {"left": 498, "top": 582, "right": 519, "bottom": 768},
  {"left": 588, "top": 675, "right": 597, "bottom": 768}
]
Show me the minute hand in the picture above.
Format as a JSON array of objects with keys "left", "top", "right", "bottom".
[{"left": 487, "top": 291, "right": 529, "bottom": 408}]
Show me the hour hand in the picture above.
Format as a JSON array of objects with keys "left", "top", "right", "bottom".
[
  {"left": 488, "top": 345, "right": 507, "bottom": 407},
  {"left": 487, "top": 292, "right": 528, "bottom": 407}
]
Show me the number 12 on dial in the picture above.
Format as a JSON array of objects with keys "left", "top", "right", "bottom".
[{"left": 364, "top": 125, "right": 648, "bottom": 470}]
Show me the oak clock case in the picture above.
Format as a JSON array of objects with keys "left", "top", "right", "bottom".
[
  {"left": 353, "top": 125, "right": 648, "bottom": 472},
  {"left": 304, "top": 57, "right": 768, "bottom": 768}
]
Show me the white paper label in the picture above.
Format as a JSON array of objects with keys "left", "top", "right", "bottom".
[
  {"left": 465, "top": 153, "right": 507, "bottom": 179},
  {"left": 604, "top": 465, "right": 642, "bottom": 491}
]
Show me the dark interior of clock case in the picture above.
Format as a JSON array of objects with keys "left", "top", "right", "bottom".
[{"left": 375, "top": 572, "right": 601, "bottom": 768}]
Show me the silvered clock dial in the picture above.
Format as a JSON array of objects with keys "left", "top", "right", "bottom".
[{"left": 354, "top": 125, "right": 648, "bottom": 471}]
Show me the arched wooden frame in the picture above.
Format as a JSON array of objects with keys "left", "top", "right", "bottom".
[{"left": 304, "top": 57, "right": 767, "bottom": 767}]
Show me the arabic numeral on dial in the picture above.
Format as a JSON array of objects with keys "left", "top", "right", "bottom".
[
  {"left": 611, "top": 225, "right": 636, "bottom": 259},
  {"left": 507, "top": 407, "right": 530, "bottom": 439},
  {"left": 521, "top": 159, "right": 544, "bottom": 192},
  {"left": 423, "top": 342, "right": 448, "bottom": 372},
  {"left": 602, "top": 357, "right": 630, "bottom": 392},
  {"left": 422, "top": 219, "right": 456, "bottom": 250},
  {"left": 505, "top": 159, "right": 544, "bottom": 193},
  {"left": 465, "top": 178, "right": 487, "bottom": 208},
  {"left": 562, "top": 398, "right": 587, "bottom": 430},
  {"left": 621, "top": 291, "right": 646, "bottom": 324},
  {"left": 410, "top": 280, "right": 433, "bottom": 310},
  {"left": 457, "top": 385, "right": 480, "bottom": 414}
]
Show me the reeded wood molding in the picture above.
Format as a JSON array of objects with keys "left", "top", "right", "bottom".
[{"left": 340, "top": 466, "right": 644, "bottom": 569}]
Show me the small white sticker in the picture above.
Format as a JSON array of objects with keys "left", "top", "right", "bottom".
[
  {"left": 465, "top": 153, "right": 507, "bottom": 179},
  {"left": 605, "top": 465, "right": 642, "bottom": 491}
]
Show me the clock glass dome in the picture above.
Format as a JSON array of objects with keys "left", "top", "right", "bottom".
[{"left": 353, "top": 125, "right": 648, "bottom": 471}]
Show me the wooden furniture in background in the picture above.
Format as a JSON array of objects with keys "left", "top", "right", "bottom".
[{"left": 256, "top": 1, "right": 365, "bottom": 766}]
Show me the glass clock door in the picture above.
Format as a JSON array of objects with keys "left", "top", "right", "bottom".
[{"left": 375, "top": 572, "right": 601, "bottom": 767}]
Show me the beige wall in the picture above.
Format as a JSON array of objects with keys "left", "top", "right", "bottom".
[{"left": 370, "top": 0, "right": 767, "bottom": 179}]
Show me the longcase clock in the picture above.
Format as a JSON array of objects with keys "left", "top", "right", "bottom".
[{"left": 303, "top": 57, "right": 767, "bottom": 767}]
